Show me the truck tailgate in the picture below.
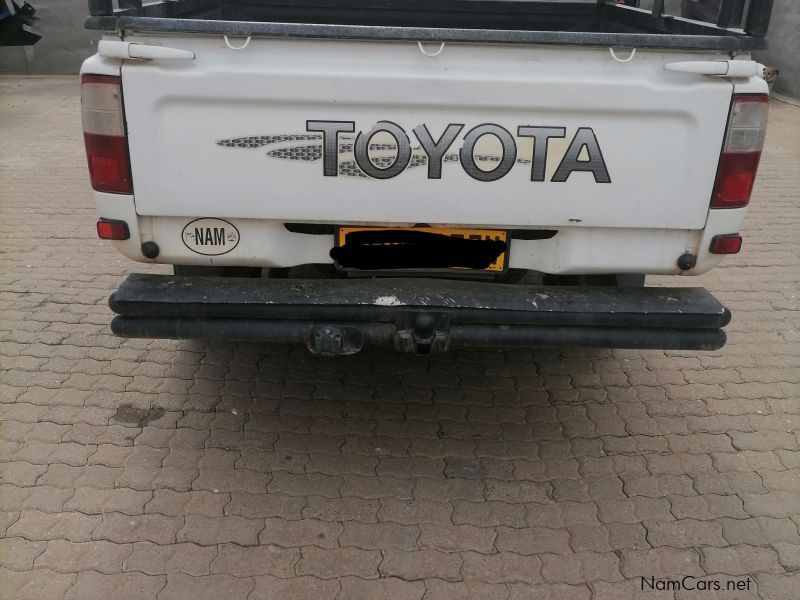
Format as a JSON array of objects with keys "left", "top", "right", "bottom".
[{"left": 121, "top": 37, "right": 732, "bottom": 230}]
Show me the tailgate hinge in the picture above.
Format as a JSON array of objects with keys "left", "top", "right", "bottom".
[
  {"left": 664, "top": 60, "right": 757, "bottom": 78},
  {"left": 98, "top": 40, "right": 195, "bottom": 61}
]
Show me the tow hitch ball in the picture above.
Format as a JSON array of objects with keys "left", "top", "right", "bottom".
[{"left": 394, "top": 312, "right": 451, "bottom": 355}]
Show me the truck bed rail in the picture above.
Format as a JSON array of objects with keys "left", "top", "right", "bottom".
[{"left": 86, "top": 0, "right": 771, "bottom": 51}]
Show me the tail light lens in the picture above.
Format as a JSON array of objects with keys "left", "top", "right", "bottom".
[
  {"left": 81, "top": 74, "right": 132, "bottom": 194},
  {"left": 711, "top": 94, "right": 768, "bottom": 209}
]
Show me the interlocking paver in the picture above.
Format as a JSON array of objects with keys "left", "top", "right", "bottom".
[
  {"left": 494, "top": 525, "right": 570, "bottom": 555},
  {"left": 622, "top": 473, "right": 696, "bottom": 498},
  {"left": 381, "top": 548, "right": 463, "bottom": 581},
  {"left": 596, "top": 497, "right": 674, "bottom": 524},
  {"left": 0, "top": 567, "right": 77, "bottom": 600},
  {"left": 1, "top": 76, "right": 798, "bottom": 598},
  {"left": 0, "top": 483, "right": 74, "bottom": 513},
  {"left": 116, "top": 465, "right": 197, "bottom": 492},
  {"left": 692, "top": 471, "right": 768, "bottom": 496},
  {"left": 64, "top": 487, "right": 152, "bottom": 515},
  {"left": 297, "top": 546, "right": 382, "bottom": 578},
  {"left": 568, "top": 522, "right": 649, "bottom": 553},
  {"left": 225, "top": 490, "right": 304, "bottom": 519},
  {"left": 210, "top": 543, "right": 300, "bottom": 577},
  {"left": 177, "top": 514, "right": 262, "bottom": 546},
  {"left": 462, "top": 551, "right": 543, "bottom": 584},
  {"left": 427, "top": 579, "right": 510, "bottom": 599},
  {"left": 144, "top": 489, "right": 229, "bottom": 517},
  {"left": 7, "top": 510, "right": 101, "bottom": 542},
  {"left": 700, "top": 544, "right": 784, "bottom": 576},
  {"left": 772, "top": 543, "right": 800, "bottom": 572},
  {"left": 759, "top": 469, "right": 800, "bottom": 493},
  {"left": 713, "top": 450, "right": 785, "bottom": 473},
  {"left": 752, "top": 573, "right": 800, "bottom": 600},
  {"left": 0, "top": 511, "right": 20, "bottom": 537},
  {"left": 0, "top": 537, "right": 47, "bottom": 570},
  {"left": 64, "top": 571, "right": 166, "bottom": 600},
  {"left": 646, "top": 518, "right": 727, "bottom": 548},
  {"left": 379, "top": 498, "right": 454, "bottom": 524},
  {"left": 551, "top": 476, "right": 625, "bottom": 502},
  {"left": 123, "top": 541, "right": 217, "bottom": 576},
  {"left": 338, "top": 576, "right": 426, "bottom": 600},
  {"left": 250, "top": 575, "right": 340, "bottom": 600},
  {"left": 413, "top": 478, "right": 484, "bottom": 502},
  {"left": 259, "top": 516, "right": 342, "bottom": 549},
  {"left": 267, "top": 471, "right": 342, "bottom": 497},
  {"left": 157, "top": 573, "right": 253, "bottom": 600},
  {"left": 453, "top": 500, "right": 527, "bottom": 528},
  {"left": 421, "top": 523, "right": 497, "bottom": 553},
  {"left": 89, "top": 443, "right": 168, "bottom": 468},
  {"left": 619, "top": 547, "right": 704, "bottom": 579},
  {"left": 303, "top": 495, "right": 380, "bottom": 522},
  {"left": 340, "top": 520, "right": 420, "bottom": 550},
  {"left": 11, "top": 440, "right": 95, "bottom": 466},
  {"left": 668, "top": 493, "right": 749, "bottom": 520},
  {"left": 485, "top": 479, "right": 552, "bottom": 504},
  {"left": 740, "top": 491, "right": 800, "bottom": 518},
  {"left": 92, "top": 513, "right": 183, "bottom": 545},
  {"left": 35, "top": 539, "right": 133, "bottom": 574},
  {"left": 508, "top": 582, "right": 591, "bottom": 600},
  {"left": 721, "top": 517, "right": 800, "bottom": 546},
  {"left": 540, "top": 551, "right": 623, "bottom": 585}
]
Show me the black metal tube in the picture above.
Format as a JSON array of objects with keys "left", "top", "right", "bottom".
[
  {"left": 717, "top": 0, "right": 745, "bottom": 29},
  {"left": 109, "top": 300, "right": 731, "bottom": 330},
  {"left": 88, "top": 0, "right": 113, "bottom": 16},
  {"left": 111, "top": 316, "right": 396, "bottom": 344},
  {"left": 651, "top": 0, "right": 664, "bottom": 18},
  {"left": 745, "top": 0, "right": 772, "bottom": 36},
  {"left": 111, "top": 316, "right": 726, "bottom": 351},
  {"left": 84, "top": 15, "right": 768, "bottom": 51},
  {"left": 119, "top": 0, "right": 144, "bottom": 10},
  {"left": 449, "top": 324, "right": 726, "bottom": 351},
  {"left": 108, "top": 275, "right": 732, "bottom": 330}
]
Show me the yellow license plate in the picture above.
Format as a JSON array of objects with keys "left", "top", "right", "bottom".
[{"left": 336, "top": 227, "right": 508, "bottom": 272}]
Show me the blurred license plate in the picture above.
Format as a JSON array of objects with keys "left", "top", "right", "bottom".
[{"left": 336, "top": 227, "right": 508, "bottom": 272}]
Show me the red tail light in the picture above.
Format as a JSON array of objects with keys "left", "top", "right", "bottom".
[
  {"left": 81, "top": 74, "right": 132, "bottom": 194},
  {"left": 711, "top": 94, "right": 768, "bottom": 209},
  {"left": 709, "top": 234, "right": 743, "bottom": 255}
]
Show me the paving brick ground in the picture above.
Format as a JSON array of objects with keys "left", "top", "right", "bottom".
[{"left": 0, "top": 75, "right": 798, "bottom": 599}]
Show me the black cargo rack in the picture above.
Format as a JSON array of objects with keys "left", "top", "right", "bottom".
[{"left": 86, "top": 0, "right": 772, "bottom": 51}]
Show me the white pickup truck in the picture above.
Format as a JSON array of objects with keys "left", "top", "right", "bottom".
[{"left": 81, "top": 0, "right": 772, "bottom": 355}]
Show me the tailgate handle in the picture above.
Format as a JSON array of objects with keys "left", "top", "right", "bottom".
[
  {"left": 98, "top": 40, "right": 195, "bottom": 61},
  {"left": 664, "top": 60, "right": 757, "bottom": 78}
]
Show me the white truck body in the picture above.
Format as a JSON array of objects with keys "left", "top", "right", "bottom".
[{"left": 81, "top": 0, "right": 772, "bottom": 354}]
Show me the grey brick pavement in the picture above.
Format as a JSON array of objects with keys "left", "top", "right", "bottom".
[{"left": 0, "top": 75, "right": 799, "bottom": 599}]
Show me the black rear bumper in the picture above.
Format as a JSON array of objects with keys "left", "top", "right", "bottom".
[{"left": 109, "top": 274, "right": 731, "bottom": 355}]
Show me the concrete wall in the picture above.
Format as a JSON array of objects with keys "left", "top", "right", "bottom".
[
  {"left": 0, "top": 0, "right": 797, "bottom": 98},
  {"left": 0, "top": 0, "right": 98, "bottom": 75},
  {"left": 754, "top": 0, "right": 800, "bottom": 99}
]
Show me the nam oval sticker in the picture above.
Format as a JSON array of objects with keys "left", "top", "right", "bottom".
[{"left": 182, "top": 218, "right": 240, "bottom": 256}]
